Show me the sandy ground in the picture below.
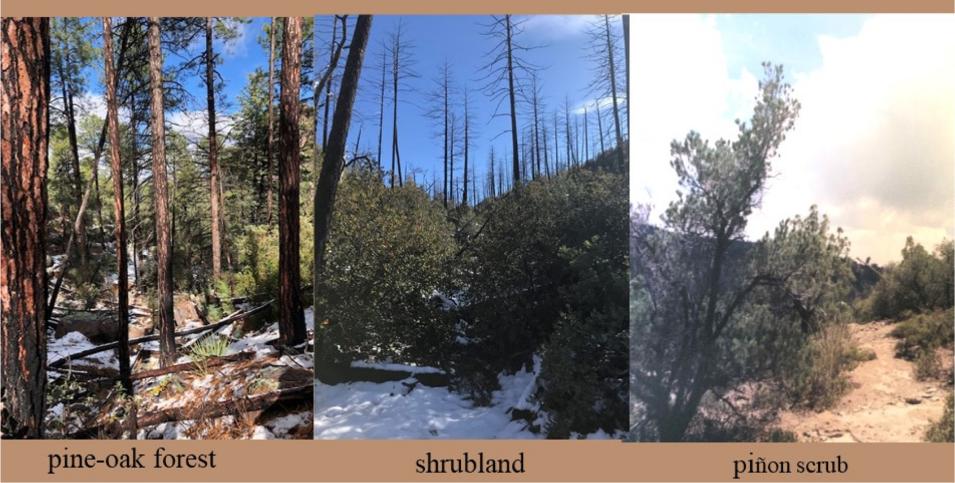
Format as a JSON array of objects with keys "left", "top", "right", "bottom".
[{"left": 777, "top": 321, "right": 952, "bottom": 442}]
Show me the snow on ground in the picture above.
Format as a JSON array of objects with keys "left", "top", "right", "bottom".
[
  {"left": 314, "top": 357, "right": 542, "bottom": 439},
  {"left": 47, "top": 331, "right": 119, "bottom": 369},
  {"left": 349, "top": 360, "right": 444, "bottom": 374}
]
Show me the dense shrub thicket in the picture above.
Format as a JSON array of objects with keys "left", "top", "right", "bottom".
[
  {"left": 860, "top": 238, "right": 954, "bottom": 321},
  {"left": 457, "top": 153, "right": 629, "bottom": 437},
  {"left": 226, "top": 149, "right": 628, "bottom": 438}
]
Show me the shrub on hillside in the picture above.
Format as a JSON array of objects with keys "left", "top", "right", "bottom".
[
  {"left": 457, "top": 164, "right": 629, "bottom": 436},
  {"left": 890, "top": 309, "right": 954, "bottom": 368},
  {"left": 925, "top": 394, "right": 954, "bottom": 442},
  {"left": 314, "top": 170, "right": 457, "bottom": 367},
  {"left": 863, "top": 238, "right": 953, "bottom": 321}
]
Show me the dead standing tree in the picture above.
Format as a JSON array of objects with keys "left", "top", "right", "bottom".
[
  {"left": 1, "top": 17, "right": 51, "bottom": 439},
  {"left": 424, "top": 59, "right": 454, "bottom": 207},
  {"left": 277, "top": 17, "right": 307, "bottom": 347},
  {"left": 587, "top": 14, "right": 626, "bottom": 167},
  {"left": 313, "top": 14, "right": 373, "bottom": 354},
  {"left": 386, "top": 20, "right": 416, "bottom": 188},
  {"left": 480, "top": 15, "right": 537, "bottom": 188}
]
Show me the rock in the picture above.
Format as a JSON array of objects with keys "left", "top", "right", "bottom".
[
  {"left": 55, "top": 311, "right": 117, "bottom": 343},
  {"left": 905, "top": 397, "right": 922, "bottom": 405},
  {"left": 174, "top": 294, "right": 201, "bottom": 327}
]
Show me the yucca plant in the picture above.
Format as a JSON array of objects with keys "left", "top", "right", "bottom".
[{"left": 189, "top": 335, "right": 230, "bottom": 374}]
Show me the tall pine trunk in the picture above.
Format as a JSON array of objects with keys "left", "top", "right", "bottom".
[
  {"left": 266, "top": 17, "right": 275, "bottom": 225},
  {"left": 1, "top": 17, "right": 50, "bottom": 439},
  {"left": 277, "top": 17, "right": 306, "bottom": 347},
  {"left": 102, "top": 16, "right": 131, "bottom": 394},
  {"left": 206, "top": 18, "right": 222, "bottom": 280},
  {"left": 147, "top": 17, "right": 176, "bottom": 367}
]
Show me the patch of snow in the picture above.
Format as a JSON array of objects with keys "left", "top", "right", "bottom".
[
  {"left": 304, "top": 307, "right": 315, "bottom": 331},
  {"left": 252, "top": 426, "right": 275, "bottom": 440},
  {"left": 314, "top": 359, "right": 542, "bottom": 439},
  {"left": 267, "top": 411, "right": 309, "bottom": 438},
  {"left": 47, "top": 331, "right": 118, "bottom": 369},
  {"left": 349, "top": 361, "right": 444, "bottom": 375}
]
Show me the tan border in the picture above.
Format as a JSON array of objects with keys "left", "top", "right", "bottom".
[
  {"left": 0, "top": 0, "right": 953, "bottom": 16},
  {"left": 1, "top": 440, "right": 953, "bottom": 482}
]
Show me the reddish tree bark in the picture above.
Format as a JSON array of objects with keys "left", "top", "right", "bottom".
[
  {"left": 206, "top": 18, "right": 222, "bottom": 280},
  {"left": 102, "top": 16, "right": 132, "bottom": 394},
  {"left": 1, "top": 17, "right": 50, "bottom": 439},
  {"left": 147, "top": 17, "right": 177, "bottom": 367},
  {"left": 277, "top": 17, "right": 306, "bottom": 346}
]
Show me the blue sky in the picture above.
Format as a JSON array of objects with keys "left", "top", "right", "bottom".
[
  {"left": 631, "top": 14, "right": 954, "bottom": 264},
  {"left": 77, "top": 16, "right": 623, "bottom": 200},
  {"left": 337, "top": 15, "right": 623, "bottom": 195}
]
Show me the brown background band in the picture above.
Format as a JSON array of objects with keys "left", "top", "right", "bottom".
[
  {"left": 1, "top": 0, "right": 954, "bottom": 15},
  {"left": 2, "top": 440, "right": 954, "bottom": 482}
]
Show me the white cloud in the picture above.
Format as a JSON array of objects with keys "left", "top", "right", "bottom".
[
  {"left": 523, "top": 15, "right": 593, "bottom": 40},
  {"left": 630, "top": 14, "right": 756, "bottom": 209},
  {"left": 749, "top": 15, "right": 955, "bottom": 264},
  {"left": 631, "top": 14, "right": 955, "bottom": 264}
]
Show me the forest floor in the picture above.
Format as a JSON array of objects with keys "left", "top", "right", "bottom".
[
  {"left": 46, "top": 277, "right": 313, "bottom": 439},
  {"left": 776, "top": 321, "right": 953, "bottom": 442}
]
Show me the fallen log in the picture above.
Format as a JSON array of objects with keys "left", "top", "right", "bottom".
[
  {"left": 130, "top": 352, "right": 254, "bottom": 381},
  {"left": 136, "top": 383, "right": 313, "bottom": 428},
  {"left": 69, "top": 384, "right": 313, "bottom": 438},
  {"left": 49, "top": 300, "right": 273, "bottom": 369},
  {"left": 316, "top": 361, "right": 450, "bottom": 388}
]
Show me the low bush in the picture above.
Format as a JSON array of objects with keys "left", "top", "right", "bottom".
[
  {"left": 890, "top": 309, "right": 954, "bottom": 361},
  {"left": 925, "top": 394, "right": 954, "bottom": 442}
]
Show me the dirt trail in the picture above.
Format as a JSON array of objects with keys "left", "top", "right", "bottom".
[{"left": 777, "top": 321, "right": 952, "bottom": 442}]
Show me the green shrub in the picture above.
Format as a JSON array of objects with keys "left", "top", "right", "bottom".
[
  {"left": 863, "top": 238, "right": 953, "bottom": 321},
  {"left": 189, "top": 335, "right": 229, "bottom": 374},
  {"left": 780, "top": 323, "right": 859, "bottom": 410},
  {"left": 458, "top": 161, "right": 629, "bottom": 437},
  {"left": 925, "top": 394, "right": 954, "bottom": 442},
  {"left": 315, "top": 170, "right": 457, "bottom": 367},
  {"left": 890, "top": 309, "right": 954, "bottom": 361}
]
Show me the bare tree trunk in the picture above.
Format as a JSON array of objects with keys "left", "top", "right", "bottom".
[
  {"left": 46, "top": 22, "right": 130, "bottom": 320},
  {"left": 321, "top": 18, "right": 337, "bottom": 149},
  {"left": 541, "top": 123, "right": 550, "bottom": 179},
  {"left": 147, "top": 16, "right": 176, "bottom": 367},
  {"left": 376, "top": 47, "right": 385, "bottom": 169},
  {"left": 266, "top": 17, "right": 275, "bottom": 225},
  {"left": 583, "top": 105, "right": 589, "bottom": 162},
  {"left": 564, "top": 98, "right": 572, "bottom": 167},
  {"left": 56, "top": 56, "right": 88, "bottom": 266},
  {"left": 604, "top": 15, "right": 624, "bottom": 167},
  {"left": 314, "top": 15, "right": 373, "bottom": 352},
  {"left": 102, "top": 16, "right": 132, "bottom": 395},
  {"left": 622, "top": 15, "right": 630, "bottom": 137},
  {"left": 553, "top": 111, "right": 560, "bottom": 173},
  {"left": 442, "top": 66, "right": 448, "bottom": 207},
  {"left": 449, "top": 112, "right": 455, "bottom": 204},
  {"left": 277, "top": 17, "right": 305, "bottom": 347},
  {"left": 389, "top": 29, "right": 403, "bottom": 188},
  {"left": 462, "top": 89, "right": 469, "bottom": 206},
  {"left": 596, "top": 100, "right": 605, "bottom": 153},
  {"left": 531, "top": 79, "right": 541, "bottom": 179},
  {"left": 504, "top": 15, "right": 520, "bottom": 186},
  {"left": 206, "top": 18, "right": 222, "bottom": 281},
  {"left": 1, "top": 17, "right": 50, "bottom": 439}
]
